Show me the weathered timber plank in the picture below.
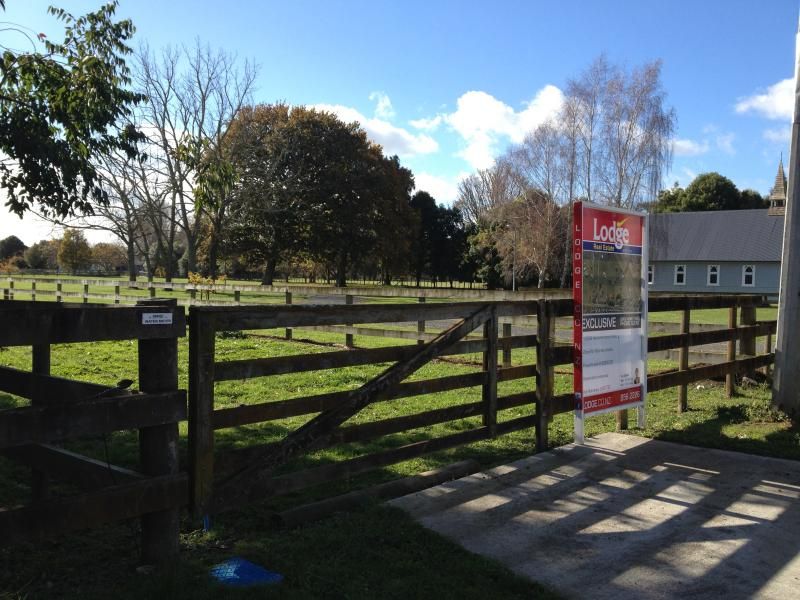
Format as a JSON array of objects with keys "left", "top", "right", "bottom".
[
  {"left": 549, "top": 344, "right": 573, "bottom": 366},
  {"left": 214, "top": 305, "right": 494, "bottom": 508},
  {"left": 215, "top": 335, "right": 537, "bottom": 381},
  {"left": 214, "top": 392, "right": 535, "bottom": 475},
  {"left": 0, "top": 365, "right": 111, "bottom": 402},
  {"left": 0, "top": 473, "right": 188, "bottom": 546},
  {"left": 188, "top": 310, "right": 217, "bottom": 517},
  {"left": 0, "top": 391, "right": 186, "bottom": 448},
  {"left": 212, "top": 365, "right": 535, "bottom": 430},
  {"left": 2, "top": 444, "right": 143, "bottom": 489},
  {"left": 647, "top": 323, "right": 776, "bottom": 353},
  {"left": 0, "top": 304, "right": 186, "bottom": 346},
  {"left": 647, "top": 354, "right": 774, "bottom": 392},
  {"left": 194, "top": 301, "right": 536, "bottom": 331},
  {"left": 212, "top": 415, "right": 535, "bottom": 512}
]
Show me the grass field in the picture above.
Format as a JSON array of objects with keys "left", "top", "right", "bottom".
[{"left": 0, "top": 318, "right": 795, "bottom": 598}]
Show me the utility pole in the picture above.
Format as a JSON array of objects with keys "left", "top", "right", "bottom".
[{"left": 773, "top": 15, "right": 800, "bottom": 418}]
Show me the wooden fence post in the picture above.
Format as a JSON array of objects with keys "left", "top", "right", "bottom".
[
  {"left": 345, "top": 295, "right": 354, "bottom": 348},
  {"left": 30, "top": 343, "right": 51, "bottom": 501},
  {"left": 114, "top": 284, "right": 120, "bottom": 305},
  {"left": 31, "top": 281, "right": 36, "bottom": 302},
  {"left": 83, "top": 283, "right": 89, "bottom": 304},
  {"left": 234, "top": 290, "right": 241, "bottom": 305},
  {"left": 726, "top": 305, "right": 737, "bottom": 397},
  {"left": 502, "top": 322, "right": 512, "bottom": 368},
  {"left": 56, "top": 281, "right": 62, "bottom": 303},
  {"left": 189, "top": 288, "right": 196, "bottom": 306},
  {"left": 137, "top": 298, "right": 180, "bottom": 564},
  {"left": 2, "top": 288, "right": 7, "bottom": 300},
  {"left": 678, "top": 307, "right": 690, "bottom": 413},
  {"left": 149, "top": 280, "right": 156, "bottom": 299},
  {"left": 482, "top": 306, "right": 498, "bottom": 437},
  {"left": 536, "top": 300, "right": 554, "bottom": 452},
  {"left": 740, "top": 301, "right": 757, "bottom": 379},
  {"left": 188, "top": 309, "right": 216, "bottom": 520},
  {"left": 417, "top": 297, "right": 426, "bottom": 345},
  {"left": 9, "top": 279, "right": 13, "bottom": 300},
  {"left": 285, "top": 291, "right": 293, "bottom": 340}
]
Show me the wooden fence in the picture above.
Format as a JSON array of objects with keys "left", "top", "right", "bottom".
[
  {"left": 187, "top": 294, "right": 775, "bottom": 520},
  {"left": 2, "top": 275, "right": 569, "bottom": 306},
  {"left": 0, "top": 292, "right": 776, "bottom": 545},
  {"left": 0, "top": 299, "right": 187, "bottom": 563}
]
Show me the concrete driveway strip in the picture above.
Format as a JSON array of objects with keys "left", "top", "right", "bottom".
[{"left": 390, "top": 433, "right": 800, "bottom": 600}]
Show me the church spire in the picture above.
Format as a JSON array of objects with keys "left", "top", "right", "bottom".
[{"left": 769, "top": 157, "right": 787, "bottom": 215}]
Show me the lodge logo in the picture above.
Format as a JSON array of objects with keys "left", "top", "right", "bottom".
[{"left": 592, "top": 217, "right": 630, "bottom": 250}]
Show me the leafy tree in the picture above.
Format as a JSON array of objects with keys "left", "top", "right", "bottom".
[
  {"left": 1, "top": 2, "right": 144, "bottom": 218},
  {"left": 652, "top": 173, "right": 768, "bottom": 212},
  {"left": 740, "top": 189, "right": 768, "bottom": 209},
  {"left": 465, "top": 225, "right": 503, "bottom": 290},
  {"left": 91, "top": 242, "right": 127, "bottom": 274},
  {"left": 682, "top": 172, "right": 740, "bottom": 211},
  {"left": 57, "top": 229, "right": 91, "bottom": 273},
  {"left": 0, "top": 235, "right": 26, "bottom": 259},
  {"left": 372, "top": 155, "right": 416, "bottom": 285},
  {"left": 24, "top": 239, "right": 59, "bottom": 270},
  {"left": 409, "top": 191, "right": 439, "bottom": 286},
  {"left": 223, "top": 103, "right": 300, "bottom": 285}
]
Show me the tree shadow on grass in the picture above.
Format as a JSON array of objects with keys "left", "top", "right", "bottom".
[{"left": 650, "top": 399, "right": 800, "bottom": 461}]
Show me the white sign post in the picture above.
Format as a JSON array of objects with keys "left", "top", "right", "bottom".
[{"left": 572, "top": 202, "right": 648, "bottom": 444}]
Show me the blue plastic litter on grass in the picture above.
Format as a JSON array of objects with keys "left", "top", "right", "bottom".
[{"left": 210, "top": 557, "right": 284, "bottom": 587}]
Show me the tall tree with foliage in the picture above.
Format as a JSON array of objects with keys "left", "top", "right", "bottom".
[
  {"left": 0, "top": 235, "right": 26, "bottom": 259},
  {"left": 1, "top": 2, "right": 144, "bottom": 218},
  {"left": 652, "top": 173, "right": 768, "bottom": 212},
  {"left": 57, "top": 229, "right": 91, "bottom": 273}
]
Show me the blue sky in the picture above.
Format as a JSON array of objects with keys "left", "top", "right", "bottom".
[{"left": 2, "top": 0, "right": 798, "bottom": 243}]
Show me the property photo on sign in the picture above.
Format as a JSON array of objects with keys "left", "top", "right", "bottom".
[{"left": 573, "top": 202, "right": 648, "bottom": 443}]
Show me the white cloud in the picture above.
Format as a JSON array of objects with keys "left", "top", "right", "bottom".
[
  {"left": 312, "top": 102, "right": 438, "bottom": 157},
  {"left": 368, "top": 91, "right": 395, "bottom": 120},
  {"left": 735, "top": 78, "right": 793, "bottom": 121},
  {"left": 716, "top": 132, "right": 735, "bottom": 155},
  {"left": 442, "top": 85, "right": 564, "bottom": 170},
  {"left": 764, "top": 127, "right": 791, "bottom": 143},
  {"left": 673, "top": 138, "right": 709, "bottom": 157},
  {"left": 409, "top": 115, "right": 443, "bottom": 131},
  {"left": 413, "top": 172, "right": 465, "bottom": 204}
]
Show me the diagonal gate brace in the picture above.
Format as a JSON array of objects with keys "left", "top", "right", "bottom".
[{"left": 214, "top": 304, "right": 495, "bottom": 511}]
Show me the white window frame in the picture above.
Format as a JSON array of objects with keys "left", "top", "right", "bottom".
[
  {"left": 707, "top": 264, "right": 720, "bottom": 286},
  {"left": 648, "top": 264, "right": 654, "bottom": 285},
  {"left": 742, "top": 264, "right": 755, "bottom": 287},
  {"left": 674, "top": 264, "right": 686, "bottom": 286}
]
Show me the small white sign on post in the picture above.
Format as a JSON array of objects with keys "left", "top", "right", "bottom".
[{"left": 142, "top": 312, "right": 173, "bottom": 326}]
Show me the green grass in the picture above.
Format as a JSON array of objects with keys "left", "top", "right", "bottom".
[
  {"left": 0, "top": 326, "right": 796, "bottom": 598},
  {"left": 650, "top": 305, "right": 777, "bottom": 325}
]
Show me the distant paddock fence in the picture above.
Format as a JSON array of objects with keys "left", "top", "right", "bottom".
[
  {"left": 0, "top": 299, "right": 187, "bottom": 563},
  {"left": 187, "top": 294, "right": 774, "bottom": 521}
]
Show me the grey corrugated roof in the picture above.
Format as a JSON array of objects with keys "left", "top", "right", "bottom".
[{"left": 649, "top": 209, "right": 784, "bottom": 262}]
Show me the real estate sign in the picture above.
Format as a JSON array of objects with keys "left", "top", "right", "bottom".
[{"left": 572, "top": 202, "right": 648, "bottom": 443}]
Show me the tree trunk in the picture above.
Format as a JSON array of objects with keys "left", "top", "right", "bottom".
[
  {"left": 261, "top": 257, "right": 277, "bottom": 286},
  {"left": 335, "top": 253, "right": 348, "bottom": 287},
  {"left": 185, "top": 239, "right": 197, "bottom": 276},
  {"left": 126, "top": 241, "right": 137, "bottom": 282}
]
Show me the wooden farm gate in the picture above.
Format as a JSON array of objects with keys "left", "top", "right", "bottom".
[
  {"left": 0, "top": 299, "right": 187, "bottom": 563},
  {"left": 187, "top": 294, "right": 776, "bottom": 520},
  {"left": 187, "top": 300, "right": 570, "bottom": 516}
]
